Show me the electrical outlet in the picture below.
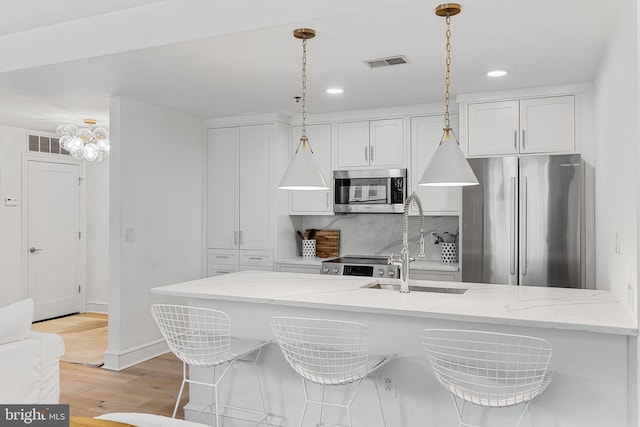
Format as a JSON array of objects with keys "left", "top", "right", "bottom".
[
  {"left": 125, "top": 227, "right": 136, "bottom": 242},
  {"left": 380, "top": 371, "right": 397, "bottom": 398}
]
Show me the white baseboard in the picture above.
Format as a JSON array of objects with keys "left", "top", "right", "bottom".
[
  {"left": 84, "top": 301, "right": 108, "bottom": 314},
  {"left": 103, "top": 338, "right": 169, "bottom": 371}
]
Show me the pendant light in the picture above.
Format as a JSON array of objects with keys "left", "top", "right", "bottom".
[
  {"left": 419, "top": 4, "right": 478, "bottom": 187},
  {"left": 278, "top": 28, "right": 329, "bottom": 191}
]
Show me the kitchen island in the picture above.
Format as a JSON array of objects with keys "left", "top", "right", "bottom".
[{"left": 151, "top": 271, "right": 637, "bottom": 427}]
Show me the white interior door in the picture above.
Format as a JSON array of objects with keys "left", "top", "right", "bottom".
[{"left": 28, "top": 160, "right": 81, "bottom": 321}]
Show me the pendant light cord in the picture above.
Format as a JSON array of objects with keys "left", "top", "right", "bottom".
[
  {"left": 300, "top": 37, "right": 309, "bottom": 149},
  {"left": 444, "top": 13, "right": 452, "bottom": 140}
]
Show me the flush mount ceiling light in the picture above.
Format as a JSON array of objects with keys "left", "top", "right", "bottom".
[
  {"left": 278, "top": 28, "right": 329, "bottom": 191},
  {"left": 326, "top": 88, "right": 344, "bottom": 95},
  {"left": 419, "top": 3, "right": 478, "bottom": 187},
  {"left": 56, "top": 119, "right": 110, "bottom": 162},
  {"left": 487, "top": 69, "right": 508, "bottom": 77}
]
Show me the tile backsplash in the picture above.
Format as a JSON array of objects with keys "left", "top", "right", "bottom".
[{"left": 302, "top": 214, "right": 459, "bottom": 261}]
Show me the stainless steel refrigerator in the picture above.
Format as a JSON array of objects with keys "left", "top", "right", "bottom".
[{"left": 461, "top": 154, "right": 584, "bottom": 288}]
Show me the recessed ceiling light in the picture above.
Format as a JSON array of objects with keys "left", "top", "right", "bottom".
[
  {"left": 487, "top": 70, "right": 508, "bottom": 77},
  {"left": 326, "top": 88, "right": 344, "bottom": 95}
]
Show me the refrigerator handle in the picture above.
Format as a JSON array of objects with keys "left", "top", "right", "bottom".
[
  {"left": 510, "top": 177, "right": 517, "bottom": 275},
  {"left": 521, "top": 176, "right": 528, "bottom": 276}
]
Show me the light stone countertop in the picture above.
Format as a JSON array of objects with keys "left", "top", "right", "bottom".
[{"left": 150, "top": 270, "right": 637, "bottom": 336}]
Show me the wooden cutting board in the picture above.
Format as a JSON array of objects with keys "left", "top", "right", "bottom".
[{"left": 307, "top": 229, "right": 340, "bottom": 258}]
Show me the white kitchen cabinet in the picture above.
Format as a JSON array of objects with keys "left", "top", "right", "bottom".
[
  {"left": 336, "top": 118, "right": 404, "bottom": 169},
  {"left": 410, "top": 114, "right": 461, "bottom": 214},
  {"left": 207, "top": 125, "right": 274, "bottom": 274},
  {"left": 466, "top": 95, "right": 575, "bottom": 156},
  {"left": 276, "top": 263, "right": 321, "bottom": 274},
  {"left": 289, "top": 123, "right": 333, "bottom": 215},
  {"left": 410, "top": 269, "right": 458, "bottom": 282}
]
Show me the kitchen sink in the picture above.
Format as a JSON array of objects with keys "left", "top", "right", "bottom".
[{"left": 363, "top": 283, "right": 468, "bottom": 294}]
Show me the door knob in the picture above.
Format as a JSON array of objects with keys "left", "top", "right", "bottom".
[{"left": 29, "top": 247, "right": 42, "bottom": 253}]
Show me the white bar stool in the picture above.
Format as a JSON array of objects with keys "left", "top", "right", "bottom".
[
  {"left": 422, "top": 329, "right": 553, "bottom": 427},
  {"left": 271, "top": 316, "right": 391, "bottom": 427},
  {"left": 151, "top": 304, "right": 270, "bottom": 426}
]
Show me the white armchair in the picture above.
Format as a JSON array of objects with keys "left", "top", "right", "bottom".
[{"left": 0, "top": 299, "right": 65, "bottom": 403}]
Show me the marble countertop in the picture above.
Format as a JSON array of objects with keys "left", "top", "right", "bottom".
[
  {"left": 150, "top": 271, "right": 637, "bottom": 336},
  {"left": 275, "top": 256, "right": 458, "bottom": 271}
]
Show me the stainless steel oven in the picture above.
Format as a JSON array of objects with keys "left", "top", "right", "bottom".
[{"left": 333, "top": 169, "right": 406, "bottom": 214}]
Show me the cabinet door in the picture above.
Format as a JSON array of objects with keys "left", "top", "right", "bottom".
[
  {"left": 519, "top": 95, "right": 575, "bottom": 154},
  {"left": 467, "top": 100, "right": 520, "bottom": 156},
  {"left": 207, "top": 127, "right": 239, "bottom": 249},
  {"left": 369, "top": 118, "right": 404, "bottom": 167},
  {"left": 290, "top": 124, "right": 333, "bottom": 214},
  {"left": 336, "top": 121, "right": 369, "bottom": 168},
  {"left": 411, "top": 115, "right": 461, "bottom": 214},
  {"left": 239, "top": 124, "right": 273, "bottom": 250}
]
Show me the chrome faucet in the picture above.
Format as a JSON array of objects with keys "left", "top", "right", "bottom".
[{"left": 388, "top": 192, "right": 426, "bottom": 293}]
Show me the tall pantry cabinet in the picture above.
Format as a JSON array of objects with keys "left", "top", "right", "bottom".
[{"left": 207, "top": 124, "right": 275, "bottom": 276}]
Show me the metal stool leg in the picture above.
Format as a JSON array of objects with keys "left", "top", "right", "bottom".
[{"left": 172, "top": 362, "right": 188, "bottom": 419}]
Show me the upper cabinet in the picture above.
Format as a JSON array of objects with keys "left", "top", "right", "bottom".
[
  {"left": 289, "top": 123, "right": 333, "bottom": 215},
  {"left": 465, "top": 95, "right": 575, "bottom": 157},
  {"left": 336, "top": 118, "right": 404, "bottom": 169},
  {"left": 410, "top": 114, "right": 461, "bottom": 214}
]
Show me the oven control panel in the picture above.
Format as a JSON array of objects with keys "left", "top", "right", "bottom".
[{"left": 321, "top": 263, "right": 398, "bottom": 278}]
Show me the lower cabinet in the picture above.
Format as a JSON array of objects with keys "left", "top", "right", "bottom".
[
  {"left": 276, "top": 264, "right": 321, "bottom": 274},
  {"left": 409, "top": 269, "right": 459, "bottom": 282},
  {"left": 208, "top": 249, "right": 273, "bottom": 277}
]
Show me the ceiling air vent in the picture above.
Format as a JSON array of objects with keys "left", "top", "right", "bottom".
[{"left": 365, "top": 55, "right": 409, "bottom": 68}]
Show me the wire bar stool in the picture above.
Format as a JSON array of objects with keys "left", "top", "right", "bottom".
[
  {"left": 271, "top": 316, "right": 391, "bottom": 427},
  {"left": 422, "top": 329, "right": 553, "bottom": 427},
  {"left": 151, "top": 304, "right": 270, "bottom": 426}
]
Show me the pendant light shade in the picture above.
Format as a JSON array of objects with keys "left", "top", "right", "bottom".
[
  {"left": 278, "top": 138, "right": 328, "bottom": 190},
  {"left": 419, "top": 131, "right": 479, "bottom": 186},
  {"left": 278, "top": 28, "right": 329, "bottom": 191},
  {"left": 419, "top": 3, "right": 478, "bottom": 187}
]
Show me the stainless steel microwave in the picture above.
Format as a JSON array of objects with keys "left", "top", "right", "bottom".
[{"left": 333, "top": 169, "right": 406, "bottom": 213}]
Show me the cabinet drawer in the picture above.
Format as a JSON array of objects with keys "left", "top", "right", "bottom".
[
  {"left": 208, "top": 249, "right": 238, "bottom": 266},
  {"left": 208, "top": 266, "right": 240, "bottom": 277},
  {"left": 276, "top": 264, "right": 321, "bottom": 274},
  {"left": 239, "top": 265, "right": 273, "bottom": 272},
  {"left": 240, "top": 250, "right": 273, "bottom": 267},
  {"left": 410, "top": 270, "right": 456, "bottom": 282}
]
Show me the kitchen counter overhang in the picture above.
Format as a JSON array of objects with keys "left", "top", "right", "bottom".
[{"left": 150, "top": 271, "right": 637, "bottom": 336}]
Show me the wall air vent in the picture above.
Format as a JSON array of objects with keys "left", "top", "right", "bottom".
[
  {"left": 365, "top": 55, "right": 409, "bottom": 68},
  {"left": 28, "top": 134, "right": 69, "bottom": 156}
]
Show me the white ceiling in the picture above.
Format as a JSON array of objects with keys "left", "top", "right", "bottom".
[{"left": 0, "top": 0, "right": 622, "bottom": 132}]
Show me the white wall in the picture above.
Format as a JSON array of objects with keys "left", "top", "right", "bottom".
[
  {"left": 105, "top": 97, "right": 203, "bottom": 370},
  {"left": 594, "top": 0, "right": 638, "bottom": 315},
  {"left": 0, "top": 126, "right": 29, "bottom": 304}
]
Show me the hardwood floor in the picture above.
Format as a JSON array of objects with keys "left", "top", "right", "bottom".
[{"left": 60, "top": 352, "right": 189, "bottom": 419}]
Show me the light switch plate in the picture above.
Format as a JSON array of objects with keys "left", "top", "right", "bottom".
[{"left": 4, "top": 197, "right": 17, "bottom": 207}]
